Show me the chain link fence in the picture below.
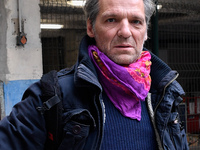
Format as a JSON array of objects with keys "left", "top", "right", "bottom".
[{"left": 156, "top": 1, "right": 200, "bottom": 148}]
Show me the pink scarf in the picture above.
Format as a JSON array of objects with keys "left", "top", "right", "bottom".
[{"left": 88, "top": 45, "right": 151, "bottom": 121}]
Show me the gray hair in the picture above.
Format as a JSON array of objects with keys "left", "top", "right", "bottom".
[{"left": 83, "top": 0, "right": 156, "bottom": 27}]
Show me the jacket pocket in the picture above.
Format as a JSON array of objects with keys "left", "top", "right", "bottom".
[
  {"left": 58, "top": 109, "right": 96, "bottom": 150},
  {"left": 163, "top": 112, "right": 188, "bottom": 150}
]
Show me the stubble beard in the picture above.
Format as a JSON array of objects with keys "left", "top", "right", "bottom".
[{"left": 95, "top": 37, "right": 144, "bottom": 65}]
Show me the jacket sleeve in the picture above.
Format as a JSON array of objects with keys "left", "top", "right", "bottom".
[{"left": 0, "top": 82, "right": 47, "bottom": 150}]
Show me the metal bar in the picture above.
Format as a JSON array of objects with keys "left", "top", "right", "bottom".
[
  {"left": 18, "top": 0, "right": 22, "bottom": 33},
  {"left": 151, "top": 1, "right": 159, "bottom": 56}
]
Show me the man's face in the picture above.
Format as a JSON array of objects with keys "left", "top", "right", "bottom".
[{"left": 87, "top": 0, "right": 147, "bottom": 65}]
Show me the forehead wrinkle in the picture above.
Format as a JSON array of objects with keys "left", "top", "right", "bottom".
[
  {"left": 101, "top": 9, "right": 120, "bottom": 18},
  {"left": 101, "top": 9, "right": 145, "bottom": 22}
]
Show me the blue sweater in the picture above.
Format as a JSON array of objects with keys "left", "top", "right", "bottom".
[{"left": 101, "top": 92, "right": 158, "bottom": 150}]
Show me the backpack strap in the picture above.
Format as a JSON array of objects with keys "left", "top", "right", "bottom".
[{"left": 37, "top": 70, "right": 63, "bottom": 150}]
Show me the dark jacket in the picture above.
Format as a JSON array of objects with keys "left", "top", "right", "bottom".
[{"left": 0, "top": 35, "right": 189, "bottom": 150}]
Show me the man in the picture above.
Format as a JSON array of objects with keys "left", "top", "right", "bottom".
[{"left": 0, "top": 0, "right": 189, "bottom": 149}]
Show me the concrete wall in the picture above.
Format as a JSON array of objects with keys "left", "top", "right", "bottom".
[
  {"left": 0, "top": 0, "right": 9, "bottom": 82},
  {"left": 0, "top": 0, "right": 42, "bottom": 118}
]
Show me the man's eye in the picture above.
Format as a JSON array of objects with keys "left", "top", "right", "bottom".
[
  {"left": 133, "top": 20, "right": 141, "bottom": 24},
  {"left": 107, "top": 18, "right": 116, "bottom": 22}
]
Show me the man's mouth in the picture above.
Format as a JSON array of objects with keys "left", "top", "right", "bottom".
[{"left": 115, "top": 44, "right": 133, "bottom": 48}]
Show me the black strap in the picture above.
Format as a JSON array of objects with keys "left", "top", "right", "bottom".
[
  {"left": 37, "top": 70, "right": 63, "bottom": 150},
  {"left": 37, "top": 95, "right": 61, "bottom": 114}
]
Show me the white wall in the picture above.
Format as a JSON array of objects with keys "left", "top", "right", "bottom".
[
  {"left": 0, "top": 0, "right": 43, "bottom": 118},
  {"left": 1, "top": 0, "right": 42, "bottom": 82}
]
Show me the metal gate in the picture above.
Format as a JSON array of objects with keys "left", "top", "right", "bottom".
[{"left": 40, "top": 0, "right": 86, "bottom": 73}]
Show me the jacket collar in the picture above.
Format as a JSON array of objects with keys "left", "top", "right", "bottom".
[
  {"left": 74, "top": 35, "right": 102, "bottom": 90},
  {"left": 144, "top": 48, "right": 177, "bottom": 92},
  {"left": 76, "top": 35, "right": 97, "bottom": 76}
]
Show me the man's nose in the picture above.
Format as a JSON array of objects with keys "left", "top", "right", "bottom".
[{"left": 117, "top": 19, "right": 131, "bottom": 39}]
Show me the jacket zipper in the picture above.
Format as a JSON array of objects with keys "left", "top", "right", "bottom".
[
  {"left": 152, "top": 72, "right": 179, "bottom": 149},
  {"left": 154, "top": 73, "right": 179, "bottom": 113},
  {"left": 96, "top": 93, "right": 106, "bottom": 150},
  {"left": 147, "top": 93, "right": 163, "bottom": 150}
]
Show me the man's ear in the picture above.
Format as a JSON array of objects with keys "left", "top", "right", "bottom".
[{"left": 87, "top": 19, "right": 95, "bottom": 38}]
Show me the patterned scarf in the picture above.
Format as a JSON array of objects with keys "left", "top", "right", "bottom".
[{"left": 88, "top": 45, "right": 151, "bottom": 121}]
